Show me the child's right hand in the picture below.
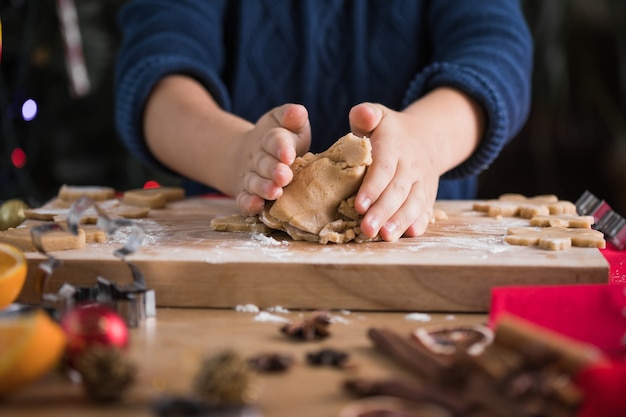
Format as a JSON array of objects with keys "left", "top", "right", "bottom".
[{"left": 234, "top": 103, "right": 311, "bottom": 215}]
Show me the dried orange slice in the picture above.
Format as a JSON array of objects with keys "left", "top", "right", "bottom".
[
  {"left": 0, "top": 243, "right": 27, "bottom": 309},
  {"left": 0, "top": 307, "right": 66, "bottom": 396}
]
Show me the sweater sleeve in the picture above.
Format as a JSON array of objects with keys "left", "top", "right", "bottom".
[
  {"left": 114, "top": 0, "right": 230, "bottom": 171},
  {"left": 403, "top": 0, "right": 533, "bottom": 180}
]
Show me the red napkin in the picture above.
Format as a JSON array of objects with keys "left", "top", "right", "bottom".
[
  {"left": 489, "top": 245, "right": 626, "bottom": 417},
  {"left": 574, "top": 362, "right": 626, "bottom": 417},
  {"left": 489, "top": 283, "right": 626, "bottom": 359},
  {"left": 601, "top": 245, "right": 626, "bottom": 284}
]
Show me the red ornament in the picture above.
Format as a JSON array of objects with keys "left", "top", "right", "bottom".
[{"left": 60, "top": 303, "right": 129, "bottom": 366}]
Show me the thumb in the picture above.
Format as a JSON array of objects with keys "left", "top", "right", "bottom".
[{"left": 349, "top": 102, "right": 385, "bottom": 137}]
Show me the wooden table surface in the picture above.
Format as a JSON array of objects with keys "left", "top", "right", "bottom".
[
  {"left": 17, "top": 198, "right": 609, "bottom": 312},
  {"left": 4, "top": 197, "right": 609, "bottom": 416},
  {"left": 1, "top": 308, "right": 486, "bottom": 417}
]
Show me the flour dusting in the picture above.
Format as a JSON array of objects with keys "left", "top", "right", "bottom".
[
  {"left": 253, "top": 311, "right": 290, "bottom": 323},
  {"left": 102, "top": 219, "right": 163, "bottom": 246},
  {"left": 266, "top": 305, "right": 290, "bottom": 314},
  {"left": 235, "top": 304, "right": 260, "bottom": 313},
  {"left": 406, "top": 235, "right": 514, "bottom": 254},
  {"left": 405, "top": 312, "right": 432, "bottom": 322},
  {"left": 329, "top": 315, "right": 351, "bottom": 325},
  {"left": 251, "top": 233, "right": 288, "bottom": 246}
]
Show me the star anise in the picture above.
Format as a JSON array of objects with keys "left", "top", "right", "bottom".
[
  {"left": 307, "top": 348, "right": 350, "bottom": 368},
  {"left": 248, "top": 352, "right": 295, "bottom": 373},
  {"left": 280, "top": 310, "right": 332, "bottom": 340}
]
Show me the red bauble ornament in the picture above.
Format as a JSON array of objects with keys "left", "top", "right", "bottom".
[{"left": 60, "top": 303, "right": 129, "bottom": 366}]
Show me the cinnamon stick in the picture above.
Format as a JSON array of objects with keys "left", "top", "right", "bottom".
[{"left": 493, "top": 313, "right": 607, "bottom": 373}]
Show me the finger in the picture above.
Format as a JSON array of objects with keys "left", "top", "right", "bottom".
[
  {"left": 379, "top": 187, "right": 432, "bottom": 241},
  {"left": 349, "top": 102, "right": 384, "bottom": 137},
  {"left": 354, "top": 148, "right": 397, "bottom": 215},
  {"left": 251, "top": 151, "right": 293, "bottom": 188},
  {"left": 359, "top": 173, "right": 412, "bottom": 239},
  {"left": 243, "top": 170, "right": 283, "bottom": 201},
  {"left": 277, "top": 103, "right": 308, "bottom": 131},
  {"left": 262, "top": 128, "right": 299, "bottom": 166},
  {"left": 273, "top": 104, "right": 311, "bottom": 156},
  {"left": 403, "top": 214, "right": 431, "bottom": 238},
  {"left": 236, "top": 191, "right": 266, "bottom": 216}
]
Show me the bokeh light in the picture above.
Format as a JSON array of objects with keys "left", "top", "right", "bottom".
[
  {"left": 143, "top": 180, "right": 160, "bottom": 189},
  {"left": 21, "top": 99, "right": 38, "bottom": 121},
  {"left": 11, "top": 148, "right": 27, "bottom": 169}
]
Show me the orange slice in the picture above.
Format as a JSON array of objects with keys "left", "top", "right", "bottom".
[
  {"left": 0, "top": 307, "right": 67, "bottom": 396},
  {"left": 0, "top": 243, "right": 27, "bottom": 309}
]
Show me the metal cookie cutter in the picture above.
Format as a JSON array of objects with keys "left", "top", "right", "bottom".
[
  {"left": 31, "top": 195, "right": 155, "bottom": 327},
  {"left": 576, "top": 190, "right": 626, "bottom": 250}
]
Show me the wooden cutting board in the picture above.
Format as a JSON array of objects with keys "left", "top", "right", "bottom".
[{"left": 17, "top": 197, "right": 609, "bottom": 312}]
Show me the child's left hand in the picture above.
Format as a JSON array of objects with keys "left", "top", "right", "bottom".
[{"left": 349, "top": 87, "right": 484, "bottom": 241}]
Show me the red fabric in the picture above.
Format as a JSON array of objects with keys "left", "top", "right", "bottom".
[
  {"left": 489, "top": 283, "right": 626, "bottom": 359},
  {"left": 574, "top": 362, "right": 626, "bottom": 417},
  {"left": 601, "top": 245, "right": 626, "bottom": 284},
  {"left": 488, "top": 248, "right": 626, "bottom": 417},
  {"left": 489, "top": 245, "right": 626, "bottom": 358}
]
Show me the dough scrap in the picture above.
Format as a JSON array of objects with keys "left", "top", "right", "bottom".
[
  {"left": 9, "top": 184, "right": 164, "bottom": 252},
  {"left": 529, "top": 214, "right": 595, "bottom": 229},
  {"left": 58, "top": 184, "right": 116, "bottom": 202},
  {"left": 25, "top": 200, "right": 149, "bottom": 223},
  {"left": 122, "top": 186, "right": 185, "bottom": 209},
  {"left": 147, "top": 186, "right": 186, "bottom": 202},
  {"left": 82, "top": 226, "right": 108, "bottom": 244},
  {"left": 505, "top": 226, "right": 605, "bottom": 250},
  {"left": 210, "top": 214, "right": 271, "bottom": 233},
  {"left": 473, "top": 194, "right": 577, "bottom": 219},
  {"left": 122, "top": 189, "right": 167, "bottom": 209},
  {"left": 431, "top": 208, "right": 448, "bottom": 223},
  {"left": 318, "top": 220, "right": 359, "bottom": 244},
  {"left": 0, "top": 225, "right": 87, "bottom": 252}
]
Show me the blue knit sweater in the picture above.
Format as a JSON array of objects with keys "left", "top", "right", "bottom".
[{"left": 115, "top": 0, "right": 533, "bottom": 199}]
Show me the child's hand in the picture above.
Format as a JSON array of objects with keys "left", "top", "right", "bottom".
[
  {"left": 349, "top": 103, "right": 440, "bottom": 241},
  {"left": 235, "top": 104, "right": 311, "bottom": 215},
  {"left": 349, "top": 88, "right": 484, "bottom": 242}
]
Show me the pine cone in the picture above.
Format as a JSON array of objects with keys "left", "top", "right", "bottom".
[
  {"left": 192, "top": 350, "right": 259, "bottom": 406},
  {"left": 75, "top": 345, "right": 137, "bottom": 402}
]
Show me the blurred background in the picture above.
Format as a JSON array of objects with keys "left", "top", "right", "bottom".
[{"left": 1, "top": 0, "right": 625, "bottom": 215}]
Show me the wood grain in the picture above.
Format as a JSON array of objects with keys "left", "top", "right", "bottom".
[
  {"left": 17, "top": 198, "right": 609, "bottom": 312},
  {"left": 0, "top": 308, "right": 487, "bottom": 417}
]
